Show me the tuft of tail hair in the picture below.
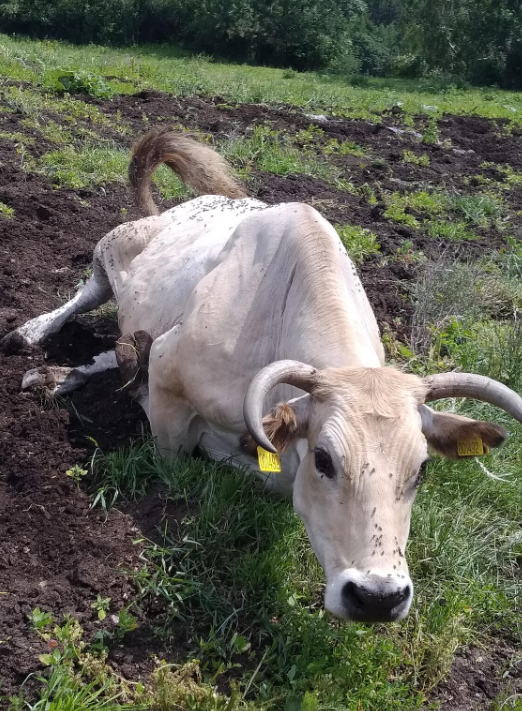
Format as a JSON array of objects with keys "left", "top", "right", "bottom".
[{"left": 129, "top": 128, "right": 247, "bottom": 216}]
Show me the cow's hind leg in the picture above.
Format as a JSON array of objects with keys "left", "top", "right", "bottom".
[
  {"left": 1, "top": 261, "right": 112, "bottom": 354},
  {"left": 21, "top": 350, "right": 119, "bottom": 399},
  {"left": 1, "top": 215, "right": 170, "bottom": 354}
]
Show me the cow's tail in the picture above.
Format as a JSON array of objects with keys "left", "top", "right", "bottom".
[{"left": 129, "top": 128, "right": 247, "bottom": 216}]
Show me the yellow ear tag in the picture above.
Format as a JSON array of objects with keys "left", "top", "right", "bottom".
[
  {"left": 457, "top": 438, "right": 489, "bottom": 457},
  {"left": 257, "top": 447, "right": 282, "bottom": 473}
]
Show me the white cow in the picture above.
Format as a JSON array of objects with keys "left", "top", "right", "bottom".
[{"left": 5, "top": 130, "right": 522, "bottom": 623}]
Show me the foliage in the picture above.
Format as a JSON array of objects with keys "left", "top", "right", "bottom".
[
  {"left": 1, "top": 0, "right": 521, "bottom": 86},
  {"left": 44, "top": 70, "right": 115, "bottom": 99},
  {"left": 0, "top": 200, "right": 14, "bottom": 218},
  {"left": 335, "top": 223, "right": 381, "bottom": 263},
  {"left": 11, "top": 611, "right": 248, "bottom": 711}
]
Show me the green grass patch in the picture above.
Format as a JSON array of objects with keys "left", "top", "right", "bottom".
[
  {"left": 4, "top": 35, "right": 522, "bottom": 123},
  {"left": 383, "top": 190, "right": 503, "bottom": 241},
  {"left": 0, "top": 201, "right": 14, "bottom": 218},
  {"left": 38, "top": 144, "right": 193, "bottom": 199},
  {"left": 0, "top": 129, "right": 35, "bottom": 146},
  {"left": 402, "top": 150, "right": 430, "bottom": 167},
  {"left": 221, "top": 125, "right": 344, "bottom": 186},
  {"left": 335, "top": 224, "right": 380, "bottom": 263}
]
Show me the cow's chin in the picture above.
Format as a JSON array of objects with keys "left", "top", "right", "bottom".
[{"left": 324, "top": 568, "right": 413, "bottom": 623}]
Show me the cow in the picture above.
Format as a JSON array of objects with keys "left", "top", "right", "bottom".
[{"left": 4, "top": 129, "right": 522, "bottom": 623}]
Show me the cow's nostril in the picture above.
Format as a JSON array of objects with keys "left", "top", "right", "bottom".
[
  {"left": 343, "top": 581, "right": 365, "bottom": 608},
  {"left": 397, "top": 585, "right": 411, "bottom": 604}
]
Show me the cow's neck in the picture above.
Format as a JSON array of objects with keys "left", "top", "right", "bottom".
[{"left": 277, "top": 225, "right": 383, "bottom": 371}]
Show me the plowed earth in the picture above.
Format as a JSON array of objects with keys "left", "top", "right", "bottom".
[{"left": 1, "top": 88, "right": 522, "bottom": 706}]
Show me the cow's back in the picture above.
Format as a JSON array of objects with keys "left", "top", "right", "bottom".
[
  {"left": 117, "top": 195, "right": 267, "bottom": 337},
  {"left": 149, "top": 202, "right": 384, "bottom": 434}
]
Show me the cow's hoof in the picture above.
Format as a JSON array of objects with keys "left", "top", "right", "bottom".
[
  {"left": 21, "top": 366, "right": 88, "bottom": 398},
  {"left": 0, "top": 330, "right": 33, "bottom": 355}
]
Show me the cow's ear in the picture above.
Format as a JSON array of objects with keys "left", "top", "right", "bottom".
[
  {"left": 419, "top": 405, "right": 507, "bottom": 459},
  {"left": 240, "top": 395, "right": 310, "bottom": 457}
]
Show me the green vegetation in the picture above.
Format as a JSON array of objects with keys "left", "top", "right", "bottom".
[
  {"left": 0, "top": 201, "right": 14, "bottom": 218},
  {"left": 336, "top": 224, "right": 381, "bottom": 263},
  {"left": 222, "top": 125, "right": 345, "bottom": 185},
  {"left": 37, "top": 144, "right": 192, "bottom": 200},
  {"left": 383, "top": 190, "right": 503, "bottom": 241},
  {"left": 3, "top": 35, "right": 522, "bottom": 122},
  {"left": 402, "top": 150, "right": 430, "bottom": 167},
  {"left": 1, "top": 1, "right": 521, "bottom": 89}
]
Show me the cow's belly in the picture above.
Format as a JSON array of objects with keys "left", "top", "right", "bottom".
[{"left": 117, "top": 196, "right": 267, "bottom": 337}]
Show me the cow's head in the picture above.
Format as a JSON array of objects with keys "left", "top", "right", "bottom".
[{"left": 243, "top": 361, "right": 522, "bottom": 623}]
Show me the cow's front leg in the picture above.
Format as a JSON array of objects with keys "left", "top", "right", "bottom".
[{"left": 21, "top": 350, "right": 118, "bottom": 398}]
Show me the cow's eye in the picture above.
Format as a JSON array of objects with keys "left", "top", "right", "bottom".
[
  {"left": 415, "top": 459, "right": 430, "bottom": 487},
  {"left": 314, "top": 448, "right": 335, "bottom": 479}
]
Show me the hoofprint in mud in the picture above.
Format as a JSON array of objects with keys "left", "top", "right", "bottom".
[{"left": 5, "top": 129, "right": 522, "bottom": 624}]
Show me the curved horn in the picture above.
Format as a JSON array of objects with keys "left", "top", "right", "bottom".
[
  {"left": 424, "top": 372, "right": 522, "bottom": 424},
  {"left": 244, "top": 360, "right": 319, "bottom": 453}
]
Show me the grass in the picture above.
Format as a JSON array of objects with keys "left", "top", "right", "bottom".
[
  {"left": 3, "top": 34, "right": 522, "bottom": 123},
  {"left": 221, "top": 125, "right": 345, "bottom": 186},
  {"left": 383, "top": 190, "right": 504, "bottom": 241},
  {"left": 0, "top": 200, "right": 14, "bottom": 218},
  {"left": 38, "top": 144, "right": 192, "bottom": 199},
  {"left": 402, "top": 150, "right": 430, "bottom": 167},
  {"left": 335, "top": 224, "right": 381, "bottom": 263}
]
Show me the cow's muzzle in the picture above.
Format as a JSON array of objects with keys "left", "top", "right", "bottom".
[{"left": 325, "top": 570, "right": 413, "bottom": 623}]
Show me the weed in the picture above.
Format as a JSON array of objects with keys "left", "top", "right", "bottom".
[
  {"left": 0, "top": 201, "right": 14, "bottom": 219},
  {"left": 335, "top": 224, "right": 381, "bottom": 263},
  {"left": 421, "top": 117, "right": 439, "bottom": 145},
  {"left": 323, "top": 138, "right": 366, "bottom": 157},
  {"left": 383, "top": 196, "right": 420, "bottom": 227},
  {"left": 427, "top": 219, "right": 478, "bottom": 241},
  {"left": 29, "top": 608, "right": 54, "bottom": 630},
  {"left": 44, "top": 69, "right": 115, "bottom": 99},
  {"left": 359, "top": 182, "right": 379, "bottom": 204},
  {"left": 0, "top": 130, "right": 35, "bottom": 146},
  {"left": 384, "top": 190, "right": 501, "bottom": 240},
  {"left": 23, "top": 118, "right": 73, "bottom": 144},
  {"left": 221, "top": 125, "right": 342, "bottom": 184},
  {"left": 115, "top": 607, "right": 138, "bottom": 639},
  {"left": 395, "top": 239, "right": 426, "bottom": 265},
  {"left": 403, "top": 150, "right": 430, "bottom": 166},
  {"left": 91, "top": 595, "right": 111, "bottom": 621},
  {"left": 66, "top": 464, "right": 88, "bottom": 487},
  {"left": 38, "top": 144, "right": 192, "bottom": 197}
]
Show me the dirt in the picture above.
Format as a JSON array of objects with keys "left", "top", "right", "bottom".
[
  {"left": 1, "top": 86, "right": 522, "bottom": 705},
  {"left": 430, "top": 644, "right": 522, "bottom": 710}
]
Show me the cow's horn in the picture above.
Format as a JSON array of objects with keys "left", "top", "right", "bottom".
[
  {"left": 424, "top": 372, "right": 522, "bottom": 423},
  {"left": 244, "top": 360, "right": 319, "bottom": 453}
]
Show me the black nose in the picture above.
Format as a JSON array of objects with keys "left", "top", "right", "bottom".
[{"left": 342, "top": 580, "right": 411, "bottom": 623}]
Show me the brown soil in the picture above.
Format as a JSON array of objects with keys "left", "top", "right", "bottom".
[
  {"left": 430, "top": 644, "right": 522, "bottom": 710},
  {"left": 1, "top": 87, "right": 522, "bottom": 705}
]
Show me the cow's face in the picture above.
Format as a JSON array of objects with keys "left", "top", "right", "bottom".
[{"left": 254, "top": 367, "right": 506, "bottom": 622}]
